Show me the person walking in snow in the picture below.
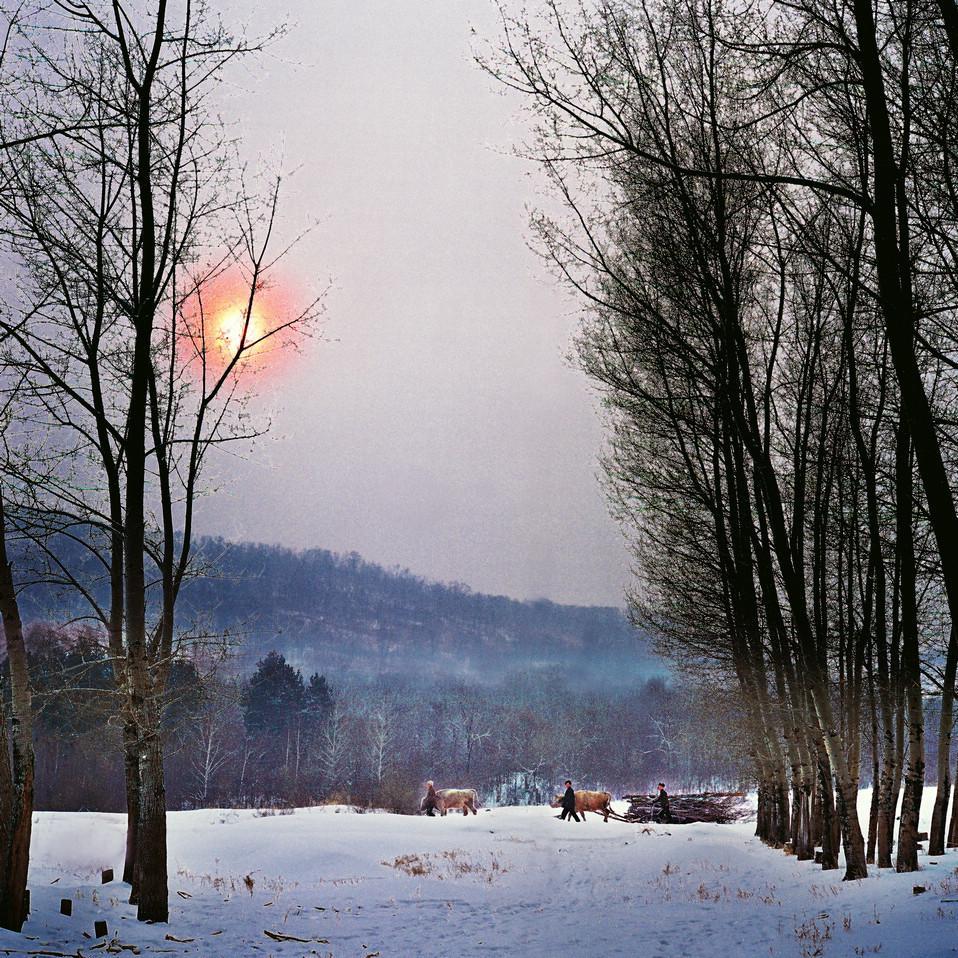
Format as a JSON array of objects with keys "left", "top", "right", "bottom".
[
  {"left": 559, "top": 780, "right": 581, "bottom": 822},
  {"left": 422, "top": 780, "right": 440, "bottom": 817},
  {"left": 652, "top": 782, "right": 671, "bottom": 823}
]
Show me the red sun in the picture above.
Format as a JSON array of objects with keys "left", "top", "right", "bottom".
[{"left": 179, "top": 272, "right": 304, "bottom": 380}]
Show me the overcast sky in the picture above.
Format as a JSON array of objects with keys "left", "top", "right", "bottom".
[{"left": 195, "top": 0, "right": 632, "bottom": 607}]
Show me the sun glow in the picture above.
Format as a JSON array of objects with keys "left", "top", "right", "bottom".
[
  {"left": 214, "top": 305, "right": 265, "bottom": 357},
  {"left": 180, "top": 270, "right": 306, "bottom": 382}
]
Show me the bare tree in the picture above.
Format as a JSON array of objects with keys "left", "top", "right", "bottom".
[
  {"left": 0, "top": 0, "right": 320, "bottom": 922},
  {"left": 189, "top": 685, "right": 239, "bottom": 806},
  {"left": 319, "top": 700, "right": 351, "bottom": 798}
]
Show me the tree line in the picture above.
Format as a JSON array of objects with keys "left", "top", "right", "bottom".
[
  {"left": 484, "top": 0, "right": 958, "bottom": 880},
  {"left": 7, "top": 626, "right": 751, "bottom": 814}
]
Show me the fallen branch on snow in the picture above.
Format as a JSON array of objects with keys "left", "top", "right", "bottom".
[{"left": 263, "top": 930, "right": 330, "bottom": 943}]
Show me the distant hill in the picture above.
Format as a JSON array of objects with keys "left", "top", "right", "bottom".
[{"left": 15, "top": 535, "right": 661, "bottom": 688}]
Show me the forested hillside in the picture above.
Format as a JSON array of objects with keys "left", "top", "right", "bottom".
[{"left": 15, "top": 536, "right": 658, "bottom": 688}]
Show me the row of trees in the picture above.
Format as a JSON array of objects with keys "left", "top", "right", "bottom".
[
  {"left": 11, "top": 631, "right": 752, "bottom": 813},
  {"left": 195, "top": 655, "right": 752, "bottom": 808},
  {"left": 488, "top": 0, "right": 958, "bottom": 880},
  {"left": 0, "top": 0, "right": 318, "bottom": 931}
]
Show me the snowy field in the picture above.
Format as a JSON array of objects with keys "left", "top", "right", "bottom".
[{"left": 3, "top": 793, "right": 958, "bottom": 958}]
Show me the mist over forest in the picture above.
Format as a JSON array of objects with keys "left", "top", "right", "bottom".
[
  {"left": 12, "top": 534, "right": 663, "bottom": 688},
  {"left": 7, "top": 535, "right": 743, "bottom": 815},
  {"left": 21, "top": 622, "right": 748, "bottom": 815}
]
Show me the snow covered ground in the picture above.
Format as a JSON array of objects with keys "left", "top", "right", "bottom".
[{"left": 3, "top": 792, "right": 958, "bottom": 958}]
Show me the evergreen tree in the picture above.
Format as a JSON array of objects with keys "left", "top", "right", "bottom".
[{"left": 242, "top": 653, "right": 305, "bottom": 736}]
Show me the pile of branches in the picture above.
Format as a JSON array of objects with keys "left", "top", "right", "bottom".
[{"left": 621, "top": 792, "right": 750, "bottom": 825}]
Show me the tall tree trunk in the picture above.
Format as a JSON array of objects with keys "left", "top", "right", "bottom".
[
  {"left": 755, "top": 773, "right": 769, "bottom": 843},
  {"left": 865, "top": 669, "right": 880, "bottom": 865},
  {"left": 866, "top": 763, "right": 880, "bottom": 865},
  {"left": 788, "top": 734, "right": 814, "bottom": 860},
  {"left": 810, "top": 744, "right": 823, "bottom": 849},
  {"left": 134, "top": 701, "right": 168, "bottom": 923},
  {"left": 123, "top": 2, "right": 169, "bottom": 923},
  {"left": 817, "top": 745, "right": 840, "bottom": 871},
  {"left": 947, "top": 778, "right": 958, "bottom": 848},
  {"left": 0, "top": 497, "right": 34, "bottom": 932},
  {"left": 897, "top": 718, "right": 924, "bottom": 871},
  {"left": 929, "top": 625, "right": 957, "bottom": 856},
  {"left": 876, "top": 737, "right": 900, "bottom": 867},
  {"left": 123, "top": 721, "right": 141, "bottom": 895},
  {"left": 896, "top": 423, "right": 923, "bottom": 871},
  {"left": 845, "top": 306, "right": 894, "bottom": 869}
]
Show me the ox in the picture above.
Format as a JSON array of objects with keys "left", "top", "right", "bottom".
[
  {"left": 420, "top": 786, "right": 480, "bottom": 816},
  {"left": 550, "top": 789, "right": 613, "bottom": 822}
]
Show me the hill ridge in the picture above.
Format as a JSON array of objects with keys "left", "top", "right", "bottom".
[{"left": 18, "top": 534, "right": 659, "bottom": 687}]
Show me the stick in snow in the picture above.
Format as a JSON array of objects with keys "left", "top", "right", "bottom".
[{"left": 263, "top": 930, "right": 330, "bottom": 943}]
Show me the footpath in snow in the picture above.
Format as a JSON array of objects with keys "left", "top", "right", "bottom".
[{"left": 2, "top": 793, "right": 958, "bottom": 958}]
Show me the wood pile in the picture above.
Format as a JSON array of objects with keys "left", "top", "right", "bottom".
[{"left": 619, "top": 791, "right": 750, "bottom": 824}]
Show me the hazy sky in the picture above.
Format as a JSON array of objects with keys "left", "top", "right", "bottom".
[{"left": 195, "top": 0, "right": 631, "bottom": 607}]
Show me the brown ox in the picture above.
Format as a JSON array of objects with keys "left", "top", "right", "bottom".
[
  {"left": 550, "top": 789, "right": 613, "bottom": 822},
  {"left": 420, "top": 787, "right": 480, "bottom": 816}
]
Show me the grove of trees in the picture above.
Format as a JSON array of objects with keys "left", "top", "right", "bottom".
[
  {"left": 10, "top": 627, "right": 752, "bottom": 814},
  {"left": 485, "top": 0, "right": 958, "bottom": 880}
]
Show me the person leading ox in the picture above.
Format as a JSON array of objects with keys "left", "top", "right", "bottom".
[{"left": 559, "top": 780, "right": 581, "bottom": 822}]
